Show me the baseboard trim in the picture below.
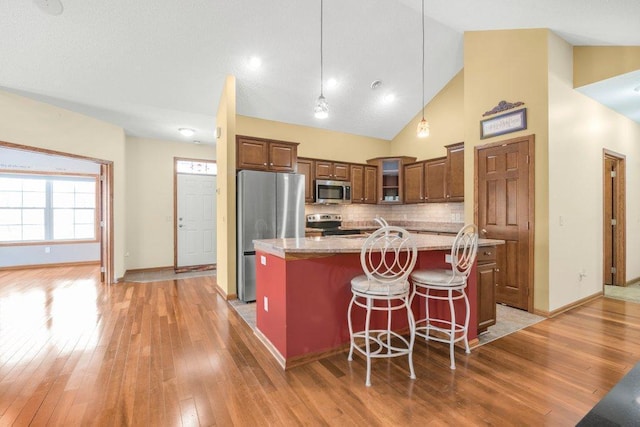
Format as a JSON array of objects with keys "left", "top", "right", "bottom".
[
  {"left": 533, "top": 291, "right": 603, "bottom": 318},
  {"left": 215, "top": 284, "right": 235, "bottom": 300},
  {"left": 0, "top": 261, "right": 99, "bottom": 271},
  {"left": 254, "top": 328, "right": 286, "bottom": 370},
  {"left": 625, "top": 276, "right": 640, "bottom": 286}
]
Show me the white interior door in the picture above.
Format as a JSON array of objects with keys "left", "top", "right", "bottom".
[{"left": 177, "top": 173, "right": 217, "bottom": 267}]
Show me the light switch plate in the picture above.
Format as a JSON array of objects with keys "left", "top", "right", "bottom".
[{"left": 260, "top": 255, "right": 266, "bottom": 265}]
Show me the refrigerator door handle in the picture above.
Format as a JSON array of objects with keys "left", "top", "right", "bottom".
[{"left": 244, "top": 251, "right": 256, "bottom": 256}]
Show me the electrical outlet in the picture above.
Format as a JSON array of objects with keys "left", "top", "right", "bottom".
[
  {"left": 261, "top": 255, "right": 267, "bottom": 265},
  {"left": 445, "top": 254, "right": 452, "bottom": 263},
  {"left": 44, "top": 246, "right": 50, "bottom": 253},
  {"left": 264, "top": 296, "right": 269, "bottom": 312}
]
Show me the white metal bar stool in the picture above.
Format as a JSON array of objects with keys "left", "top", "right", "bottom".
[
  {"left": 347, "top": 226, "right": 418, "bottom": 386},
  {"left": 410, "top": 224, "right": 478, "bottom": 369}
]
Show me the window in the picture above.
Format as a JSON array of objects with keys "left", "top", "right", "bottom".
[
  {"left": 0, "top": 173, "right": 97, "bottom": 243},
  {"left": 176, "top": 160, "right": 217, "bottom": 175}
]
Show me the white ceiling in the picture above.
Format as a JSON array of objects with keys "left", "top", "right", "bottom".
[{"left": 1, "top": 0, "right": 639, "bottom": 145}]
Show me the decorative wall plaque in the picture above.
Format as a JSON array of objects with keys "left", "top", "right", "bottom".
[{"left": 480, "top": 108, "right": 527, "bottom": 139}]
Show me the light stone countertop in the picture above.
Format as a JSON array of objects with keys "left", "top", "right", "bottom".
[{"left": 254, "top": 234, "right": 503, "bottom": 259}]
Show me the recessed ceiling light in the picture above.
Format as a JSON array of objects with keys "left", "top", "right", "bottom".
[
  {"left": 327, "top": 78, "right": 338, "bottom": 89},
  {"left": 383, "top": 93, "right": 395, "bottom": 103},
  {"left": 248, "top": 56, "right": 262, "bottom": 70},
  {"left": 370, "top": 80, "right": 382, "bottom": 90},
  {"left": 178, "top": 128, "right": 195, "bottom": 137}
]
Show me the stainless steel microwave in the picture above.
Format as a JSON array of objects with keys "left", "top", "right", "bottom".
[{"left": 315, "top": 179, "right": 351, "bottom": 204}]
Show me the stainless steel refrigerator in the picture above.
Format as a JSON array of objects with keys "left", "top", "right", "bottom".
[{"left": 237, "top": 170, "right": 305, "bottom": 302}]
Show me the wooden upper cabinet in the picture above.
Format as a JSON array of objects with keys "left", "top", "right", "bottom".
[
  {"left": 350, "top": 164, "right": 364, "bottom": 203},
  {"left": 424, "top": 157, "right": 447, "bottom": 202},
  {"left": 446, "top": 142, "right": 464, "bottom": 201},
  {"left": 363, "top": 166, "right": 377, "bottom": 204},
  {"left": 403, "top": 162, "right": 424, "bottom": 204},
  {"left": 236, "top": 135, "right": 298, "bottom": 172},
  {"left": 315, "top": 161, "right": 350, "bottom": 181},
  {"left": 349, "top": 164, "right": 377, "bottom": 204},
  {"left": 368, "top": 156, "right": 416, "bottom": 204},
  {"left": 296, "top": 157, "right": 315, "bottom": 203},
  {"left": 236, "top": 136, "right": 269, "bottom": 171}
]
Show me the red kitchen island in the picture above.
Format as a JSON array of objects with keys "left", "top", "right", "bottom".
[{"left": 253, "top": 234, "right": 501, "bottom": 369}]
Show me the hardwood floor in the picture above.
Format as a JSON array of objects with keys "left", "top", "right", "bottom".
[{"left": 1, "top": 266, "right": 639, "bottom": 426}]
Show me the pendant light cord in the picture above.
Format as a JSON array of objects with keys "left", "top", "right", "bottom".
[
  {"left": 421, "top": 0, "right": 425, "bottom": 120},
  {"left": 320, "top": 0, "right": 324, "bottom": 97}
]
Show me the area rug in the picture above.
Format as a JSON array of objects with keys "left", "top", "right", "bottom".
[
  {"left": 228, "top": 299, "right": 257, "bottom": 329},
  {"left": 477, "top": 304, "right": 545, "bottom": 346},
  {"left": 604, "top": 282, "right": 640, "bottom": 303}
]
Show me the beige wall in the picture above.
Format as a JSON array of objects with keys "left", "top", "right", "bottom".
[
  {"left": 216, "top": 76, "right": 237, "bottom": 297},
  {"left": 237, "top": 115, "right": 390, "bottom": 163},
  {"left": 573, "top": 46, "right": 640, "bottom": 88},
  {"left": 548, "top": 33, "right": 640, "bottom": 310},
  {"left": 125, "top": 137, "right": 215, "bottom": 270},
  {"left": 464, "top": 29, "right": 550, "bottom": 312},
  {"left": 390, "top": 70, "right": 465, "bottom": 160},
  {"left": 0, "top": 89, "right": 128, "bottom": 279}
]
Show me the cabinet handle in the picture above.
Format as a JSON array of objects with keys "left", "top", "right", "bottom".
[
  {"left": 263, "top": 163, "right": 267, "bottom": 166},
  {"left": 495, "top": 268, "right": 500, "bottom": 272},
  {"left": 484, "top": 251, "right": 492, "bottom": 256},
  {"left": 270, "top": 162, "right": 273, "bottom": 166},
  {"left": 447, "top": 194, "right": 450, "bottom": 198}
]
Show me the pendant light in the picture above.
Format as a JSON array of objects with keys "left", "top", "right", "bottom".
[
  {"left": 416, "top": 0, "right": 430, "bottom": 138},
  {"left": 314, "top": 0, "right": 328, "bottom": 119}
]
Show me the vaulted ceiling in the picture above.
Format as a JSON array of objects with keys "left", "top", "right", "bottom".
[{"left": 2, "top": 0, "right": 639, "bottom": 145}]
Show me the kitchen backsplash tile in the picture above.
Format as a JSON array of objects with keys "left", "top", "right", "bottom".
[{"left": 305, "top": 202, "right": 464, "bottom": 223}]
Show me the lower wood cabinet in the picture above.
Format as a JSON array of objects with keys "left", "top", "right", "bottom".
[{"left": 477, "top": 246, "right": 497, "bottom": 333}]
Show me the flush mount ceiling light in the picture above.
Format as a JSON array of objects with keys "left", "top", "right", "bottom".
[
  {"left": 327, "top": 78, "right": 338, "bottom": 89},
  {"left": 314, "top": 0, "right": 329, "bottom": 119},
  {"left": 416, "top": 0, "right": 430, "bottom": 138},
  {"left": 33, "top": 0, "right": 63, "bottom": 15},
  {"left": 383, "top": 93, "right": 395, "bottom": 103},
  {"left": 178, "top": 128, "right": 195, "bottom": 137}
]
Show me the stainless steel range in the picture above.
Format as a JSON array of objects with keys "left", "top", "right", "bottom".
[{"left": 306, "top": 213, "right": 361, "bottom": 236}]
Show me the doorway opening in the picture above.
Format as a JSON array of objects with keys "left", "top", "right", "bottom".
[
  {"left": 603, "top": 150, "right": 626, "bottom": 287},
  {"left": 0, "top": 141, "right": 114, "bottom": 284}
]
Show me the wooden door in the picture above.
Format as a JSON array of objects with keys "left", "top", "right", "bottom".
[
  {"left": 350, "top": 164, "right": 364, "bottom": 203},
  {"left": 424, "top": 157, "right": 446, "bottom": 202},
  {"left": 364, "top": 166, "right": 377, "bottom": 204},
  {"left": 403, "top": 162, "right": 424, "bottom": 204},
  {"left": 476, "top": 135, "right": 534, "bottom": 311},
  {"left": 603, "top": 151, "right": 626, "bottom": 286}
]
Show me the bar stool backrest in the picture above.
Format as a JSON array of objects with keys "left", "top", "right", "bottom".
[
  {"left": 451, "top": 224, "right": 479, "bottom": 278},
  {"left": 360, "top": 226, "right": 417, "bottom": 286}
]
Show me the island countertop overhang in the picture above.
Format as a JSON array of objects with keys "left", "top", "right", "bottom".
[{"left": 254, "top": 234, "right": 504, "bottom": 259}]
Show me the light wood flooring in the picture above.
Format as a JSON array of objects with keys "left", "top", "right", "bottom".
[{"left": 1, "top": 265, "right": 639, "bottom": 426}]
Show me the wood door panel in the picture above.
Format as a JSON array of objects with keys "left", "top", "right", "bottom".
[{"left": 477, "top": 137, "right": 532, "bottom": 311}]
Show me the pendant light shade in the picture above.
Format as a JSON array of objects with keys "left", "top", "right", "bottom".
[
  {"left": 417, "top": 0, "right": 429, "bottom": 138},
  {"left": 417, "top": 118, "right": 430, "bottom": 138},
  {"left": 314, "top": 94, "right": 329, "bottom": 119},
  {"left": 314, "top": 0, "right": 328, "bottom": 119}
]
